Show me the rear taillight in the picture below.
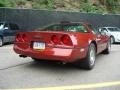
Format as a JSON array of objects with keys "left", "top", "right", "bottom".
[
  {"left": 15, "top": 34, "right": 28, "bottom": 42},
  {"left": 16, "top": 34, "right": 22, "bottom": 42},
  {"left": 22, "top": 34, "right": 28, "bottom": 42},
  {"left": 51, "top": 34, "right": 72, "bottom": 46},
  {"left": 61, "top": 35, "right": 72, "bottom": 46},
  {"left": 51, "top": 35, "right": 59, "bottom": 44}
]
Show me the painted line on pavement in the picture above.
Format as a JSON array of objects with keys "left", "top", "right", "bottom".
[{"left": 7, "top": 81, "right": 120, "bottom": 90}]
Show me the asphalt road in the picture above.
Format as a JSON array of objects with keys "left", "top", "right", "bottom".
[{"left": 0, "top": 44, "right": 120, "bottom": 90}]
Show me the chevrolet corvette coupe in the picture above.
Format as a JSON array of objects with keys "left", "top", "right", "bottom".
[{"left": 13, "top": 22, "right": 111, "bottom": 70}]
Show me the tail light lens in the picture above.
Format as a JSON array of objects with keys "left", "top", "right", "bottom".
[
  {"left": 51, "top": 35, "right": 59, "bottom": 44},
  {"left": 22, "top": 34, "right": 28, "bottom": 42},
  {"left": 15, "top": 34, "right": 28, "bottom": 42},
  {"left": 61, "top": 35, "right": 72, "bottom": 46},
  {"left": 16, "top": 34, "right": 22, "bottom": 42}
]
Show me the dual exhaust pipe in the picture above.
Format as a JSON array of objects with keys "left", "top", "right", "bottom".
[{"left": 19, "top": 55, "right": 27, "bottom": 58}]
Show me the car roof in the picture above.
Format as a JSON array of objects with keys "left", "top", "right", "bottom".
[{"left": 99, "top": 27, "right": 118, "bottom": 28}]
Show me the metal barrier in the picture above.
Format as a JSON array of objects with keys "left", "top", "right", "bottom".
[{"left": 0, "top": 8, "right": 120, "bottom": 31}]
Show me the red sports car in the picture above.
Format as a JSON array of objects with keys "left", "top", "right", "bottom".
[{"left": 13, "top": 22, "right": 111, "bottom": 70}]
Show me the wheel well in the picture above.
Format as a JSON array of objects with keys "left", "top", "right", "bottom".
[
  {"left": 110, "top": 35, "right": 114, "bottom": 38},
  {"left": 91, "top": 41, "right": 97, "bottom": 53},
  {"left": 110, "top": 35, "right": 115, "bottom": 40}
]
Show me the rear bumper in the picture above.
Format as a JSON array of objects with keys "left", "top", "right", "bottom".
[{"left": 13, "top": 43, "right": 87, "bottom": 63}]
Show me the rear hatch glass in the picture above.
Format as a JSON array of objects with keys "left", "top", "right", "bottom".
[{"left": 39, "top": 24, "right": 88, "bottom": 33}]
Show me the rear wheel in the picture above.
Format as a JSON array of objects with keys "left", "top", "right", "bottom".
[
  {"left": 0, "top": 37, "right": 3, "bottom": 47},
  {"left": 84, "top": 44, "right": 96, "bottom": 70},
  {"left": 76, "top": 43, "right": 96, "bottom": 70}
]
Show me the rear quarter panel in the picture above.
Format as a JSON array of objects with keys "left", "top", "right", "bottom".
[{"left": 72, "top": 32, "right": 95, "bottom": 48}]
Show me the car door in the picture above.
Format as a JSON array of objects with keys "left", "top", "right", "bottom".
[
  {"left": 9, "top": 23, "right": 19, "bottom": 42},
  {"left": 100, "top": 28, "right": 109, "bottom": 49},
  {"left": 88, "top": 25, "right": 104, "bottom": 53},
  {"left": 90, "top": 28, "right": 104, "bottom": 53},
  {"left": 96, "top": 33, "right": 105, "bottom": 53},
  {"left": 9, "top": 23, "right": 15, "bottom": 42},
  {"left": 2, "top": 23, "right": 11, "bottom": 43}
]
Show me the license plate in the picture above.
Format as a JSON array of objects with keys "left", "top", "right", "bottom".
[{"left": 33, "top": 42, "right": 45, "bottom": 50}]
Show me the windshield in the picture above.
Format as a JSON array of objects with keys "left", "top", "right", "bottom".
[
  {"left": 0, "top": 23, "right": 4, "bottom": 30},
  {"left": 108, "top": 27, "right": 120, "bottom": 32},
  {"left": 41, "top": 24, "right": 88, "bottom": 33}
]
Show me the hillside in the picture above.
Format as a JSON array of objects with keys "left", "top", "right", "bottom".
[{"left": 0, "top": 0, "right": 120, "bottom": 14}]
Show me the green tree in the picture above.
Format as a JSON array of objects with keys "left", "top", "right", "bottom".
[{"left": 0, "top": 0, "right": 6, "bottom": 7}]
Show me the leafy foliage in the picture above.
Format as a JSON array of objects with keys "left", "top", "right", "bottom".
[{"left": 0, "top": 0, "right": 119, "bottom": 14}]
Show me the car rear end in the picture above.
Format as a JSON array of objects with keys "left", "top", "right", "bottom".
[{"left": 13, "top": 31, "right": 86, "bottom": 62}]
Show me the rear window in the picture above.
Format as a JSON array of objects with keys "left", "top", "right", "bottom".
[{"left": 42, "top": 24, "right": 88, "bottom": 33}]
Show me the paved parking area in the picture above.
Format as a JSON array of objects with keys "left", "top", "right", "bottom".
[{"left": 0, "top": 44, "right": 120, "bottom": 90}]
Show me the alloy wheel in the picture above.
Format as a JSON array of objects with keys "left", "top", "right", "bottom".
[{"left": 89, "top": 46, "right": 96, "bottom": 66}]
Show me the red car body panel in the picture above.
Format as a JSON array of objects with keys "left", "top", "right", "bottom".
[{"left": 13, "top": 22, "right": 109, "bottom": 63}]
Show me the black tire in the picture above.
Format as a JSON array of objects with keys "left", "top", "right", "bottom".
[
  {"left": 76, "top": 43, "right": 96, "bottom": 70},
  {"left": 110, "top": 36, "right": 115, "bottom": 44},
  {"left": 0, "top": 37, "right": 3, "bottom": 47},
  {"left": 102, "top": 40, "right": 111, "bottom": 54},
  {"left": 83, "top": 43, "right": 96, "bottom": 70}
]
